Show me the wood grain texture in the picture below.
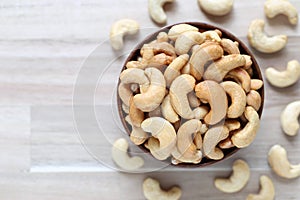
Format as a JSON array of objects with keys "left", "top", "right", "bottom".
[{"left": 0, "top": 0, "right": 300, "bottom": 199}]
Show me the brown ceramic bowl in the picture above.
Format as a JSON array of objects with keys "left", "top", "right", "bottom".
[{"left": 117, "top": 22, "right": 264, "bottom": 168}]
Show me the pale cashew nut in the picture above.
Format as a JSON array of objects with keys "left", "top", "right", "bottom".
[
  {"left": 246, "top": 90, "right": 262, "bottom": 111},
  {"left": 251, "top": 79, "right": 264, "bottom": 90},
  {"left": 141, "top": 117, "right": 176, "bottom": 160},
  {"left": 168, "top": 24, "right": 199, "bottom": 41},
  {"left": 204, "top": 54, "right": 246, "bottom": 82},
  {"left": 268, "top": 144, "right": 300, "bottom": 179},
  {"left": 219, "top": 138, "right": 234, "bottom": 149},
  {"left": 215, "top": 159, "right": 250, "bottom": 193},
  {"left": 232, "top": 106, "right": 260, "bottom": 148},
  {"left": 225, "top": 67, "right": 251, "bottom": 93},
  {"left": 148, "top": 0, "right": 174, "bottom": 24},
  {"left": 170, "top": 74, "right": 196, "bottom": 119},
  {"left": 264, "top": 0, "right": 298, "bottom": 25},
  {"left": 243, "top": 55, "right": 253, "bottom": 69},
  {"left": 175, "top": 31, "right": 205, "bottom": 55},
  {"left": 221, "top": 81, "right": 247, "bottom": 118},
  {"left": 281, "top": 101, "right": 300, "bottom": 136},
  {"left": 195, "top": 80, "right": 228, "bottom": 125},
  {"left": 110, "top": 19, "right": 139, "bottom": 50},
  {"left": 125, "top": 116, "right": 148, "bottom": 145},
  {"left": 188, "top": 92, "right": 201, "bottom": 108},
  {"left": 221, "top": 38, "right": 240, "bottom": 54},
  {"left": 198, "top": 0, "right": 234, "bottom": 16},
  {"left": 246, "top": 175, "right": 275, "bottom": 200},
  {"left": 156, "top": 32, "right": 169, "bottom": 43},
  {"left": 133, "top": 68, "right": 166, "bottom": 112},
  {"left": 161, "top": 94, "right": 179, "bottom": 123},
  {"left": 247, "top": 19, "right": 287, "bottom": 53},
  {"left": 142, "top": 42, "right": 176, "bottom": 58},
  {"left": 129, "top": 97, "right": 144, "bottom": 127},
  {"left": 164, "top": 54, "right": 190, "bottom": 87},
  {"left": 265, "top": 60, "right": 300, "bottom": 88},
  {"left": 202, "top": 30, "right": 222, "bottom": 42},
  {"left": 193, "top": 106, "right": 209, "bottom": 120},
  {"left": 118, "top": 83, "right": 133, "bottom": 107},
  {"left": 143, "top": 177, "right": 182, "bottom": 200},
  {"left": 112, "top": 138, "right": 144, "bottom": 170},
  {"left": 190, "top": 41, "right": 224, "bottom": 80}
]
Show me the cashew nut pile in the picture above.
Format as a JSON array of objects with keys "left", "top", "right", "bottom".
[{"left": 118, "top": 23, "right": 263, "bottom": 165}]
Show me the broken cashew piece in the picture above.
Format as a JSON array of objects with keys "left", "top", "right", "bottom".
[
  {"left": 112, "top": 138, "right": 144, "bottom": 171},
  {"left": 281, "top": 101, "right": 300, "bottom": 136},
  {"left": 168, "top": 24, "right": 199, "bottom": 41},
  {"left": 161, "top": 94, "right": 180, "bottom": 123},
  {"left": 198, "top": 0, "right": 234, "bottom": 16},
  {"left": 125, "top": 116, "right": 148, "bottom": 145},
  {"left": 265, "top": 60, "right": 300, "bottom": 88},
  {"left": 268, "top": 144, "right": 300, "bottom": 179},
  {"left": 247, "top": 19, "right": 287, "bottom": 53},
  {"left": 148, "top": 0, "right": 174, "bottom": 24},
  {"left": 264, "top": 0, "right": 298, "bottom": 25},
  {"left": 110, "top": 19, "right": 139, "bottom": 50},
  {"left": 175, "top": 31, "right": 205, "bottom": 55},
  {"left": 143, "top": 177, "right": 182, "bottom": 200},
  {"left": 215, "top": 159, "right": 250, "bottom": 193},
  {"left": 246, "top": 175, "right": 275, "bottom": 200}
]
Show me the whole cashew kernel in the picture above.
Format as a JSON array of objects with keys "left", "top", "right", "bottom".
[
  {"left": 133, "top": 68, "right": 166, "bottom": 112},
  {"left": 168, "top": 24, "right": 199, "bottom": 41},
  {"left": 120, "top": 68, "right": 150, "bottom": 86},
  {"left": 110, "top": 19, "right": 140, "bottom": 50},
  {"left": 265, "top": 60, "right": 300, "bottom": 88},
  {"left": 112, "top": 138, "right": 144, "bottom": 170},
  {"left": 175, "top": 31, "right": 205, "bottom": 55},
  {"left": 247, "top": 19, "right": 287, "bottom": 53},
  {"left": 195, "top": 80, "right": 228, "bottom": 125},
  {"left": 125, "top": 116, "right": 148, "bottom": 145},
  {"left": 148, "top": 0, "right": 174, "bottom": 24},
  {"left": 221, "top": 38, "right": 240, "bottom": 54},
  {"left": 198, "top": 0, "right": 234, "bottom": 16},
  {"left": 246, "top": 175, "right": 275, "bottom": 200},
  {"left": 141, "top": 117, "right": 176, "bottom": 160},
  {"left": 268, "top": 144, "right": 300, "bottom": 179},
  {"left": 264, "top": 0, "right": 298, "bottom": 25},
  {"left": 142, "top": 42, "right": 176, "bottom": 58},
  {"left": 281, "top": 101, "right": 300, "bottom": 136},
  {"left": 143, "top": 177, "right": 182, "bottom": 200},
  {"left": 221, "top": 81, "right": 247, "bottom": 118},
  {"left": 170, "top": 74, "right": 196, "bottom": 119},
  {"left": 214, "top": 159, "right": 250, "bottom": 193},
  {"left": 225, "top": 67, "right": 251, "bottom": 93},
  {"left": 232, "top": 106, "right": 260, "bottom": 148},
  {"left": 251, "top": 79, "right": 264, "bottom": 90},
  {"left": 204, "top": 54, "right": 246, "bottom": 82},
  {"left": 156, "top": 32, "right": 169, "bottom": 43},
  {"left": 246, "top": 90, "right": 262, "bottom": 111},
  {"left": 161, "top": 94, "right": 180, "bottom": 123}
]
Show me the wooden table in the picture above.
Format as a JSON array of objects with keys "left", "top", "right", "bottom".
[{"left": 0, "top": 0, "right": 300, "bottom": 199}]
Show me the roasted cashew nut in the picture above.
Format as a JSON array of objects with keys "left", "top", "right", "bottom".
[
  {"left": 232, "top": 106, "right": 260, "bottom": 148},
  {"left": 141, "top": 117, "right": 176, "bottom": 160},
  {"left": 195, "top": 80, "right": 228, "bottom": 125},
  {"left": 198, "top": 0, "right": 234, "bottom": 16},
  {"left": 143, "top": 177, "right": 182, "bottom": 200},
  {"left": 112, "top": 138, "right": 144, "bottom": 170},
  {"left": 265, "top": 60, "right": 300, "bottom": 88},
  {"left": 161, "top": 94, "right": 179, "bottom": 123},
  {"left": 221, "top": 81, "right": 247, "bottom": 118},
  {"left": 247, "top": 19, "right": 287, "bottom": 53},
  {"left": 225, "top": 67, "right": 251, "bottom": 93},
  {"left": 264, "top": 0, "right": 298, "bottom": 25},
  {"left": 175, "top": 31, "right": 205, "bottom": 55},
  {"left": 170, "top": 74, "right": 196, "bottom": 119},
  {"left": 110, "top": 19, "right": 139, "bottom": 50},
  {"left": 246, "top": 90, "right": 262, "bottom": 111},
  {"left": 221, "top": 38, "right": 240, "bottom": 54},
  {"left": 246, "top": 175, "right": 275, "bottom": 200},
  {"left": 215, "top": 159, "right": 250, "bottom": 193},
  {"left": 281, "top": 101, "right": 300, "bottom": 136},
  {"left": 268, "top": 144, "right": 300, "bottom": 179},
  {"left": 148, "top": 0, "right": 174, "bottom": 24},
  {"left": 168, "top": 24, "right": 199, "bottom": 41},
  {"left": 125, "top": 116, "right": 148, "bottom": 145}
]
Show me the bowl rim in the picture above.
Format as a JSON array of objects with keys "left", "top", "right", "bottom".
[{"left": 116, "top": 21, "right": 264, "bottom": 168}]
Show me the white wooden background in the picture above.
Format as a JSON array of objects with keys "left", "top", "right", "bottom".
[{"left": 1, "top": 0, "right": 300, "bottom": 199}]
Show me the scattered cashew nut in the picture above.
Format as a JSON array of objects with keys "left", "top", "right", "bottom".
[
  {"left": 246, "top": 175, "right": 275, "bottom": 200},
  {"left": 198, "top": 0, "right": 234, "bottom": 16},
  {"left": 148, "top": 0, "right": 174, "bottom": 24},
  {"left": 281, "top": 100, "right": 300, "bottom": 136}
]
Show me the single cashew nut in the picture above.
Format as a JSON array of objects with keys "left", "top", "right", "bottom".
[
  {"left": 110, "top": 19, "right": 139, "bottom": 50},
  {"left": 170, "top": 74, "right": 196, "bottom": 119},
  {"left": 246, "top": 90, "right": 262, "bottom": 111},
  {"left": 204, "top": 54, "right": 246, "bottom": 82},
  {"left": 265, "top": 60, "right": 300, "bottom": 88},
  {"left": 112, "top": 138, "right": 144, "bottom": 170},
  {"left": 133, "top": 68, "right": 166, "bottom": 112},
  {"left": 195, "top": 80, "right": 228, "bottom": 125},
  {"left": 221, "top": 38, "right": 240, "bottom": 54},
  {"left": 175, "top": 31, "right": 205, "bottom": 55},
  {"left": 143, "top": 177, "right": 182, "bottom": 200},
  {"left": 246, "top": 175, "right": 275, "bottom": 200},
  {"left": 142, "top": 42, "right": 177, "bottom": 58},
  {"left": 188, "top": 92, "right": 201, "bottom": 108},
  {"left": 198, "top": 0, "right": 234, "bottom": 16},
  {"left": 264, "top": 0, "right": 298, "bottom": 25},
  {"left": 141, "top": 117, "right": 176, "bottom": 160},
  {"left": 247, "top": 19, "right": 287, "bottom": 53},
  {"left": 129, "top": 97, "right": 144, "bottom": 127},
  {"left": 231, "top": 106, "right": 260, "bottom": 148},
  {"left": 156, "top": 32, "right": 169, "bottom": 43},
  {"left": 118, "top": 83, "right": 133, "bottom": 107},
  {"left": 268, "top": 144, "right": 300, "bottom": 179},
  {"left": 219, "top": 138, "right": 234, "bottom": 149},
  {"left": 215, "top": 159, "right": 250, "bottom": 193},
  {"left": 193, "top": 106, "right": 209, "bottom": 120},
  {"left": 281, "top": 101, "right": 300, "bottom": 136},
  {"left": 202, "top": 30, "right": 222, "bottom": 42},
  {"left": 148, "top": 0, "right": 174, "bottom": 24},
  {"left": 161, "top": 94, "right": 180, "bottom": 123},
  {"left": 125, "top": 116, "right": 148, "bottom": 145},
  {"left": 221, "top": 81, "right": 247, "bottom": 118},
  {"left": 190, "top": 41, "right": 224, "bottom": 80},
  {"left": 168, "top": 24, "right": 199, "bottom": 41},
  {"left": 225, "top": 67, "right": 251, "bottom": 93},
  {"left": 251, "top": 79, "right": 264, "bottom": 90}
]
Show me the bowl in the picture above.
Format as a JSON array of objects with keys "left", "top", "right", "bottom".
[{"left": 117, "top": 22, "right": 264, "bottom": 168}]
